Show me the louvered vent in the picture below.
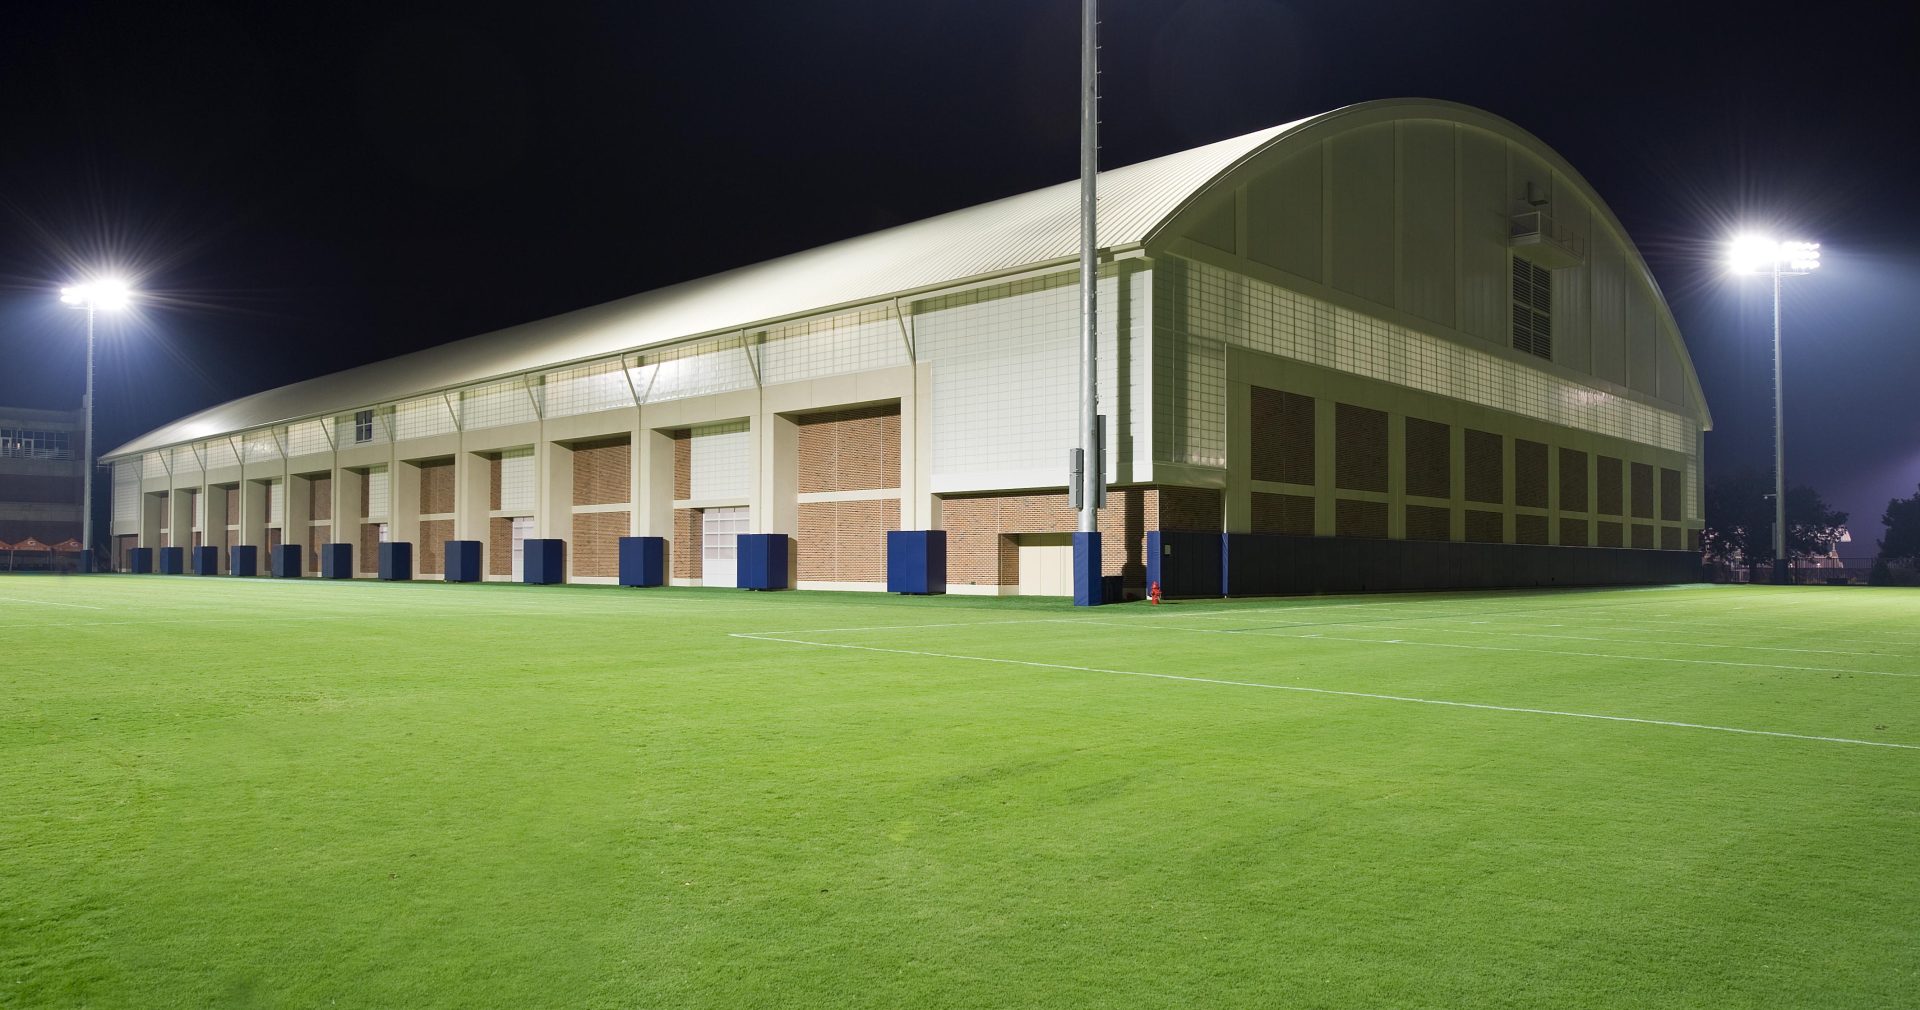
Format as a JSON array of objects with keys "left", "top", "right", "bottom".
[{"left": 1510, "top": 257, "right": 1552, "bottom": 360}]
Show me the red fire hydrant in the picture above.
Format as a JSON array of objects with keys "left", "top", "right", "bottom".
[{"left": 1149, "top": 581, "right": 1162, "bottom": 605}]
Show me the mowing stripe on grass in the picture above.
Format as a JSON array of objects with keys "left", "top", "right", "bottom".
[{"left": 732, "top": 632, "right": 1920, "bottom": 751}]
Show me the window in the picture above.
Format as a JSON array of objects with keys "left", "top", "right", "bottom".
[
  {"left": 1511, "top": 257, "right": 1552, "bottom": 360},
  {"left": 0, "top": 428, "right": 74, "bottom": 460},
  {"left": 354, "top": 410, "right": 374, "bottom": 444}
]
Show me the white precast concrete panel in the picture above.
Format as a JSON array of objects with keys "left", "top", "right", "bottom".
[
  {"left": 366, "top": 466, "right": 390, "bottom": 519},
  {"left": 112, "top": 461, "right": 139, "bottom": 531},
  {"left": 687, "top": 423, "right": 750, "bottom": 501},
  {"left": 498, "top": 449, "right": 535, "bottom": 511}
]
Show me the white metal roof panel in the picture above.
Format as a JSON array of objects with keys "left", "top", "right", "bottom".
[{"left": 106, "top": 116, "right": 1308, "bottom": 458}]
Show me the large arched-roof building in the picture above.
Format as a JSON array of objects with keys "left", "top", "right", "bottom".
[{"left": 105, "top": 99, "right": 1708, "bottom": 593}]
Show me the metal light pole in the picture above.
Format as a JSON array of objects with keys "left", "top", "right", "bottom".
[
  {"left": 1729, "top": 237, "right": 1818, "bottom": 585},
  {"left": 1077, "top": 0, "right": 1100, "bottom": 536},
  {"left": 60, "top": 279, "right": 132, "bottom": 573}
]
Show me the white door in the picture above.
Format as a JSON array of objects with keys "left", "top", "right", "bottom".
[
  {"left": 510, "top": 517, "right": 533, "bottom": 581},
  {"left": 702, "top": 507, "right": 748, "bottom": 588},
  {"left": 1017, "top": 533, "right": 1076, "bottom": 596}
]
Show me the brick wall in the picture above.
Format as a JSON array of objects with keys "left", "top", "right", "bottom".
[
  {"left": 489, "top": 516, "right": 513, "bottom": 577},
  {"left": 307, "top": 524, "right": 328, "bottom": 572},
  {"left": 359, "top": 523, "right": 381, "bottom": 573},
  {"left": 796, "top": 405, "right": 900, "bottom": 493},
  {"left": 571, "top": 510, "right": 629, "bottom": 578},
  {"left": 797, "top": 499, "right": 900, "bottom": 582},
  {"left": 419, "top": 459, "right": 455, "bottom": 515},
  {"left": 672, "top": 430, "right": 691, "bottom": 500},
  {"left": 672, "top": 508, "right": 702, "bottom": 579},
  {"left": 419, "top": 519, "right": 452, "bottom": 574},
  {"left": 940, "top": 487, "right": 1189, "bottom": 590},
  {"left": 224, "top": 486, "right": 238, "bottom": 520},
  {"left": 573, "top": 438, "right": 631, "bottom": 506},
  {"left": 309, "top": 476, "right": 332, "bottom": 521},
  {"left": 489, "top": 456, "right": 502, "bottom": 510}
]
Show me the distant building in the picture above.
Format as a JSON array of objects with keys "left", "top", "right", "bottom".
[
  {"left": 103, "top": 99, "right": 1708, "bottom": 594},
  {"left": 1, "top": 406, "right": 84, "bottom": 553}
]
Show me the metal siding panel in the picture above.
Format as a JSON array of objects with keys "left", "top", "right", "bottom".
[
  {"left": 1245, "top": 144, "right": 1323, "bottom": 281},
  {"left": 1396, "top": 120, "right": 1456, "bottom": 328},
  {"left": 1329, "top": 123, "right": 1396, "bottom": 307},
  {"left": 1627, "top": 282, "right": 1659, "bottom": 395},
  {"left": 1590, "top": 233, "right": 1629, "bottom": 384},
  {"left": 1456, "top": 126, "right": 1508, "bottom": 344}
]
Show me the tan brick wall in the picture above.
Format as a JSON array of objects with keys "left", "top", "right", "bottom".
[
  {"left": 1252, "top": 491, "right": 1314, "bottom": 536},
  {"left": 940, "top": 487, "right": 1166, "bottom": 590},
  {"left": 572, "top": 510, "right": 629, "bottom": 578},
  {"left": 672, "top": 508, "right": 702, "bottom": 579},
  {"left": 307, "top": 523, "right": 329, "bottom": 572},
  {"left": 1251, "top": 386, "right": 1314, "bottom": 485},
  {"left": 489, "top": 516, "right": 513, "bottom": 576},
  {"left": 572, "top": 438, "right": 631, "bottom": 506},
  {"left": 225, "top": 486, "right": 238, "bottom": 520},
  {"left": 489, "top": 456, "right": 502, "bottom": 511},
  {"left": 1161, "top": 487, "right": 1222, "bottom": 531},
  {"left": 796, "top": 405, "right": 901, "bottom": 493},
  {"left": 359, "top": 474, "right": 372, "bottom": 518},
  {"left": 672, "top": 430, "right": 691, "bottom": 500},
  {"left": 359, "top": 523, "right": 382, "bottom": 573},
  {"left": 419, "top": 519, "right": 452, "bottom": 574},
  {"left": 797, "top": 499, "right": 900, "bottom": 582},
  {"left": 309, "top": 476, "right": 332, "bottom": 521},
  {"left": 419, "top": 459, "right": 455, "bottom": 515}
]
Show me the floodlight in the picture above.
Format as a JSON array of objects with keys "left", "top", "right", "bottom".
[{"left": 60, "top": 278, "right": 133, "bottom": 310}]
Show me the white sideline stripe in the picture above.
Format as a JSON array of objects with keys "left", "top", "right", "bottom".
[
  {"left": 731, "top": 633, "right": 1920, "bottom": 751},
  {"left": 0, "top": 595, "right": 105, "bottom": 610},
  {"left": 748, "top": 618, "right": 1061, "bottom": 636},
  {"left": 1058, "top": 619, "right": 1920, "bottom": 679},
  {"left": 1249, "top": 622, "right": 1894, "bottom": 659}
]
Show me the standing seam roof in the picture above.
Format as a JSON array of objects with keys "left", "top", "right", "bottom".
[{"left": 105, "top": 116, "right": 1307, "bottom": 459}]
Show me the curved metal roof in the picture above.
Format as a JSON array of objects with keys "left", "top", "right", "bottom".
[
  {"left": 107, "top": 115, "right": 1308, "bottom": 458},
  {"left": 108, "top": 98, "right": 1706, "bottom": 458}
]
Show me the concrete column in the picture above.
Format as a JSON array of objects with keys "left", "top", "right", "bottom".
[
  {"left": 639, "top": 427, "right": 674, "bottom": 538},
  {"left": 536, "top": 440, "right": 572, "bottom": 541},
  {"left": 758, "top": 413, "right": 797, "bottom": 537},
  {"left": 1449, "top": 425, "right": 1466, "bottom": 541},
  {"left": 240, "top": 480, "right": 267, "bottom": 549},
  {"left": 1313, "top": 399, "right": 1336, "bottom": 537},
  {"left": 455, "top": 451, "right": 489, "bottom": 542},
  {"left": 139, "top": 492, "right": 164, "bottom": 548},
  {"left": 167, "top": 487, "right": 193, "bottom": 549},
  {"left": 1223, "top": 379, "right": 1251, "bottom": 534},
  {"left": 331, "top": 466, "right": 357, "bottom": 547}
]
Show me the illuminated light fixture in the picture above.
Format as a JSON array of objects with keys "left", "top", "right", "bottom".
[
  {"left": 1727, "top": 233, "right": 1821, "bottom": 584},
  {"left": 60, "top": 277, "right": 134, "bottom": 311},
  {"left": 1728, "top": 235, "right": 1820, "bottom": 275}
]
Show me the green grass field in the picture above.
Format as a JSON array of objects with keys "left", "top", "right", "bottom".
[{"left": 2, "top": 576, "right": 1916, "bottom": 1008}]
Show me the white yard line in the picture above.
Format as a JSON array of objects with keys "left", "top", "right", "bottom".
[
  {"left": 0, "top": 595, "right": 105, "bottom": 610},
  {"left": 1049, "top": 619, "right": 1919, "bottom": 679},
  {"left": 731, "top": 632, "right": 1919, "bottom": 752}
]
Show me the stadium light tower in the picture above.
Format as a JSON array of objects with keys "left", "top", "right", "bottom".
[
  {"left": 1728, "top": 235, "right": 1819, "bottom": 585},
  {"left": 59, "top": 277, "right": 134, "bottom": 573},
  {"left": 1069, "top": 0, "right": 1105, "bottom": 606}
]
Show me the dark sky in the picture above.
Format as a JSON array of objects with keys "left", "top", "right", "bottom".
[{"left": 3, "top": 1, "right": 1917, "bottom": 550}]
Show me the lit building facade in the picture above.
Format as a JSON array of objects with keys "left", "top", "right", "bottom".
[{"left": 104, "top": 100, "right": 1708, "bottom": 594}]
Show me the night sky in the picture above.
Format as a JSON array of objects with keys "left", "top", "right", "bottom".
[{"left": 3, "top": 1, "right": 1916, "bottom": 551}]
